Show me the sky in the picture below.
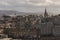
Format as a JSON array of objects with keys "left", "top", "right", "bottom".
[{"left": 0, "top": 0, "right": 60, "bottom": 14}]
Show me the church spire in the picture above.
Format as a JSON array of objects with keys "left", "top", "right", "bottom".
[{"left": 44, "top": 8, "right": 48, "bottom": 17}]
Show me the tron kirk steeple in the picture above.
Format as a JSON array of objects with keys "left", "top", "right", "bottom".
[{"left": 44, "top": 8, "right": 48, "bottom": 18}]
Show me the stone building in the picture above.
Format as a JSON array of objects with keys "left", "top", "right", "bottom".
[
  {"left": 0, "top": 20, "right": 5, "bottom": 34},
  {"left": 40, "top": 22, "right": 53, "bottom": 36},
  {"left": 52, "top": 15, "right": 60, "bottom": 36}
]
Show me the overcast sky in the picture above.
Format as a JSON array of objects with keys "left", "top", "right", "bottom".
[{"left": 0, "top": 0, "right": 60, "bottom": 14}]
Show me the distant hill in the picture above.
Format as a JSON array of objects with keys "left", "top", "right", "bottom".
[
  {"left": 0, "top": 10, "right": 44, "bottom": 17},
  {"left": 0, "top": 10, "right": 56, "bottom": 17},
  {"left": 0, "top": 10, "right": 21, "bottom": 16}
]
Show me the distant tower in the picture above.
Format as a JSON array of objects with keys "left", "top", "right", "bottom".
[
  {"left": 44, "top": 8, "right": 48, "bottom": 18},
  {"left": 15, "top": 13, "right": 16, "bottom": 15}
]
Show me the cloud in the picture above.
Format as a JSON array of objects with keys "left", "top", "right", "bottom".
[
  {"left": 51, "top": 0, "right": 60, "bottom": 5},
  {"left": 0, "top": 1, "right": 10, "bottom": 6},
  {"left": 0, "top": 0, "right": 53, "bottom": 7},
  {"left": 0, "top": 0, "right": 60, "bottom": 14},
  {"left": 26, "top": 0, "right": 53, "bottom": 6},
  {"left": 0, "top": 0, "right": 60, "bottom": 7},
  {"left": 26, "top": 0, "right": 60, "bottom": 6}
]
